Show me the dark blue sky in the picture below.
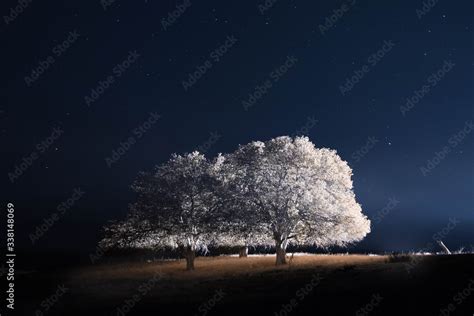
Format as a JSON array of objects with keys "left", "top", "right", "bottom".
[{"left": 2, "top": 1, "right": 473, "bottom": 253}]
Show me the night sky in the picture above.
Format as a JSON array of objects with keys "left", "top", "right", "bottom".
[{"left": 2, "top": 1, "right": 473, "bottom": 254}]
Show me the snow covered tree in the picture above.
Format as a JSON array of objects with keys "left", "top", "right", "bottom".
[
  {"left": 126, "top": 152, "right": 226, "bottom": 270},
  {"left": 221, "top": 136, "right": 370, "bottom": 265},
  {"left": 99, "top": 215, "right": 157, "bottom": 250},
  {"left": 101, "top": 137, "right": 370, "bottom": 268},
  {"left": 212, "top": 154, "right": 273, "bottom": 257}
]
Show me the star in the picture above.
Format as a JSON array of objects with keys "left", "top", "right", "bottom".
[{"left": 423, "top": 52, "right": 427, "bottom": 56}]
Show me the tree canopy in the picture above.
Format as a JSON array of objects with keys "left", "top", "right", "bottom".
[{"left": 100, "top": 136, "right": 371, "bottom": 268}]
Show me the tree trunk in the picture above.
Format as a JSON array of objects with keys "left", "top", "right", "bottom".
[
  {"left": 238, "top": 246, "right": 248, "bottom": 258},
  {"left": 183, "top": 246, "right": 195, "bottom": 271},
  {"left": 274, "top": 232, "right": 290, "bottom": 266},
  {"left": 274, "top": 233, "right": 289, "bottom": 265},
  {"left": 276, "top": 247, "right": 287, "bottom": 265}
]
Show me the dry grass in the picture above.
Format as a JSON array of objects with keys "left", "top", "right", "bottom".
[
  {"left": 71, "top": 254, "right": 388, "bottom": 282},
  {"left": 19, "top": 254, "right": 474, "bottom": 315}
]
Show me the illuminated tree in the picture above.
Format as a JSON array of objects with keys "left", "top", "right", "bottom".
[
  {"left": 101, "top": 137, "right": 370, "bottom": 268},
  {"left": 126, "top": 152, "right": 225, "bottom": 270},
  {"left": 212, "top": 154, "right": 273, "bottom": 257},
  {"left": 221, "top": 136, "right": 370, "bottom": 265}
]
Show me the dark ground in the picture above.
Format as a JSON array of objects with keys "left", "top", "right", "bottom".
[{"left": 11, "top": 254, "right": 474, "bottom": 315}]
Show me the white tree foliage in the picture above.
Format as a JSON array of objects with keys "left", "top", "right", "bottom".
[
  {"left": 107, "top": 152, "right": 225, "bottom": 270},
  {"left": 220, "top": 136, "right": 370, "bottom": 264},
  {"left": 99, "top": 216, "right": 157, "bottom": 250},
  {"left": 100, "top": 136, "right": 371, "bottom": 268},
  {"left": 211, "top": 154, "right": 274, "bottom": 252}
]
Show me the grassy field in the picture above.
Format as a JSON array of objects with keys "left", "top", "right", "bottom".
[{"left": 16, "top": 254, "right": 474, "bottom": 315}]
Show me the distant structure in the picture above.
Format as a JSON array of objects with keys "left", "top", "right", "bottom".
[{"left": 437, "top": 240, "right": 452, "bottom": 254}]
